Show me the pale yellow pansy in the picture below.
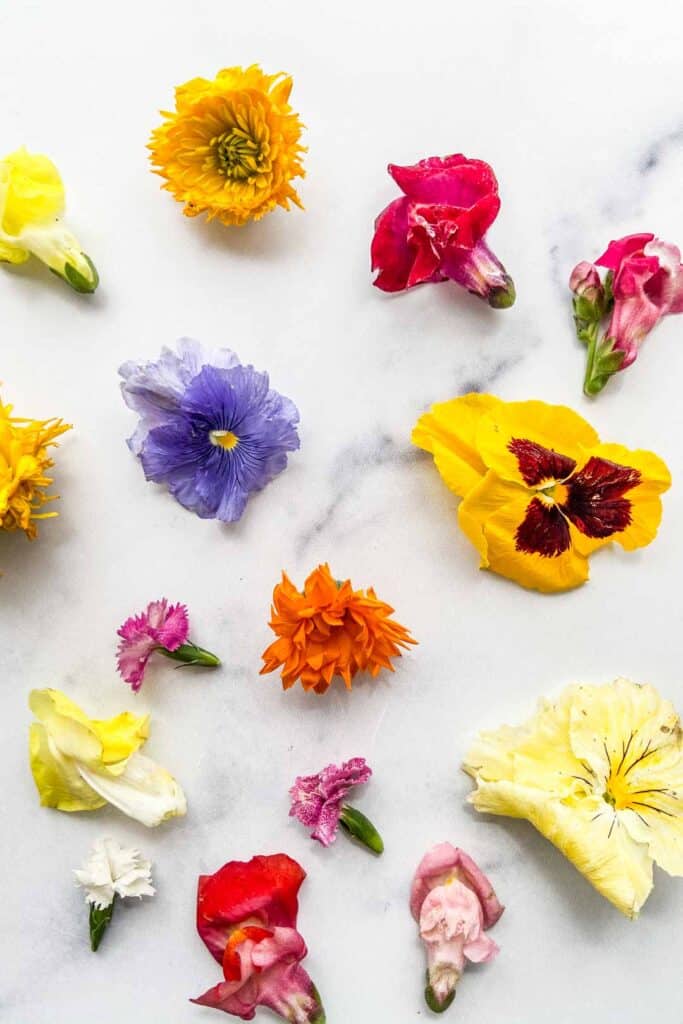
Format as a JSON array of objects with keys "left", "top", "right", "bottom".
[
  {"left": 29, "top": 689, "right": 186, "bottom": 827},
  {"left": 463, "top": 679, "right": 683, "bottom": 917}
]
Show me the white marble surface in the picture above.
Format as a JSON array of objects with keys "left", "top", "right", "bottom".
[{"left": 2, "top": 1, "right": 683, "bottom": 1021}]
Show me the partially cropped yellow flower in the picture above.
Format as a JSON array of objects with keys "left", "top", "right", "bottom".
[
  {"left": 0, "top": 147, "right": 98, "bottom": 292},
  {"left": 0, "top": 398, "right": 70, "bottom": 545},
  {"left": 29, "top": 689, "right": 187, "bottom": 827},
  {"left": 464, "top": 679, "right": 683, "bottom": 917},
  {"left": 149, "top": 65, "right": 305, "bottom": 226},
  {"left": 413, "top": 394, "right": 670, "bottom": 593}
]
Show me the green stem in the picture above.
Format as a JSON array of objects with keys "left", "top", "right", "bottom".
[
  {"left": 157, "top": 641, "right": 221, "bottom": 669},
  {"left": 89, "top": 896, "right": 115, "bottom": 951},
  {"left": 339, "top": 804, "right": 384, "bottom": 855},
  {"left": 582, "top": 327, "right": 625, "bottom": 397}
]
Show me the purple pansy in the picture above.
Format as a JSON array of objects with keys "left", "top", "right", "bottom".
[
  {"left": 119, "top": 338, "right": 300, "bottom": 522},
  {"left": 289, "top": 757, "right": 372, "bottom": 847}
]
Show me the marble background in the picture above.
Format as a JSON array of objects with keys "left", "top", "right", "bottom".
[{"left": 2, "top": 1, "right": 683, "bottom": 1021}]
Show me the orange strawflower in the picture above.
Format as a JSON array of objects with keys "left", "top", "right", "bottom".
[{"left": 260, "top": 564, "right": 417, "bottom": 694}]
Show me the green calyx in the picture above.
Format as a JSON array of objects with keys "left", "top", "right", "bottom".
[
  {"left": 338, "top": 804, "right": 384, "bottom": 855},
  {"left": 89, "top": 897, "right": 115, "bottom": 951},
  {"left": 487, "top": 275, "right": 516, "bottom": 309},
  {"left": 51, "top": 252, "right": 99, "bottom": 293},
  {"left": 309, "top": 985, "right": 326, "bottom": 1024},
  {"left": 425, "top": 974, "right": 456, "bottom": 1014},
  {"left": 158, "top": 642, "right": 221, "bottom": 669}
]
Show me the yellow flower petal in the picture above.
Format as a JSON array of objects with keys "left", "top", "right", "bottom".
[
  {"left": 0, "top": 147, "right": 64, "bottom": 234},
  {"left": 570, "top": 443, "right": 671, "bottom": 557},
  {"left": 475, "top": 399, "right": 599, "bottom": 486},
  {"left": 90, "top": 712, "right": 150, "bottom": 768},
  {"left": 29, "top": 723, "right": 105, "bottom": 812},
  {"left": 465, "top": 679, "right": 683, "bottom": 916},
  {"left": 29, "top": 689, "right": 103, "bottom": 763},
  {"left": 28, "top": 688, "right": 186, "bottom": 827},
  {"left": 469, "top": 779, "right": 653, "bottom": 917},
  {"left": 482, "top": 490, "right": 589, "bottom": 592},
  {"left": 412, "top": 393, "right": 502, "bottom": 498},
  {"left": 149, "top": 64, "right": 305, "bottom": 227}
]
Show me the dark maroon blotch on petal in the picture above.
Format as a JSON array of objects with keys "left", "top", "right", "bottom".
[
  {"left": 508, "top": 438, "right": 576, "bottom": 488},
  {"left": 562, "top": 457, "right": 641, "bottom": 538},
  {"left": 514, "top": 498, "right": 572, "bottom": 558}
]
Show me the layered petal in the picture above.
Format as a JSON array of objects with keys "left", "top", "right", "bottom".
[
  {"left": 77, "top": 751, "right": 187, "bottom": 828},
  {"left": 28, "top": 689, "right": 185, "bottom": 827},
  {"left": 464, "top": 679, "right": 683, "bottom": 916},
  {"left": 197, "top": 855, "right": 306, "bottom": 962},
  {"left": 412, "top": 393, "right": 502, "bottom": 498}
]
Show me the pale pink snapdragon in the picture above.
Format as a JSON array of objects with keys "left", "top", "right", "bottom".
[{"left": 410, "top": 843, "right": 503, "bottom": 1013}]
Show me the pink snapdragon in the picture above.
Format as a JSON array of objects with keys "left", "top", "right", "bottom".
[
  {"left": 371, "top": 154, "right": 515, "bottom": 308},
  {"left": 116, "top": 598, "right": 220, "bottom": 690},
  {"left": 289, "top": 757, "right": 383, "bottom": 853},
  {"left": 570, "top": 233, "right": 683, "bottom": 395},
  {"left": 410, "top": 843, "right": 503, "bottom": 1013}
]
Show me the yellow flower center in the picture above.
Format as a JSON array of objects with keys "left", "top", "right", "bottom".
[
  {"left": 210, "top": 430, "right": 239, "bottom": 451},
  {"left": 213, "top": 128, "right": 263, "bottom": 181},
  {"left": 538, "top": 480, "right": 570, "bottom": 506}
]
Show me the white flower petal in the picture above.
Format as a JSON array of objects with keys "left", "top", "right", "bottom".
[{"left": 77, "top": 752, "right": 187, "bottom": 828}]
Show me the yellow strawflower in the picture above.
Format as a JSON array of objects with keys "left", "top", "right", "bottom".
[
  {"left": 0, "top": 147, "right": 98, "bottom": 292},
  {"left": 29, "top": 689, "right": 187, "bottom": 827},
  {"left": 464, "top": 679, "right": 683, "bottom": 917},
  {"left": 0, "top": 397, "right": 70, "bottom": 546},
  {"left": 149, "top": 65, "right": 305, "bottom": 226}
]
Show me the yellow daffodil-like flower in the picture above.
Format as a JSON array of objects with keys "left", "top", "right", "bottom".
[
  {"left": 0, "top": 398, "right": 70, "bottom": 546},
  {"left": 29, "top": 689, "right": 187, "bottom": 828},
  {"left": 464, "top": 679, "right": 683, "bottom": 917},
  {"left": 0, "top": 148, "right": 98, "bottom": 292},
  {"left": 413, "top": 394, "right": 670, "bottom": 593},
  {"left": 149, "top": 65, "right": 305, "bottom": 226}
]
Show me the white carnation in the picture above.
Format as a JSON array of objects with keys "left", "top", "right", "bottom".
[{"left": 74, "top": 838, "right": 155, "bottom": 910}]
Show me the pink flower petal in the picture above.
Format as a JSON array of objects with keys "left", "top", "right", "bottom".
[
  {"left": 371, "top": 197, "right": 415, "bottom": 292},
  {"left": 596, "top": 233, "right": 655, "bottom": 271},
  {"left": 116, "top": 598, "right": 190, "bottom": 689}
]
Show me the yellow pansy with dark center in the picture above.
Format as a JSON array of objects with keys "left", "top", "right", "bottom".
[
  {"left": 149, "top": 65, "right": 305, "bottom": 227},
  {"left": 412, "top": 394, "right": 671, "bottom": 593}
]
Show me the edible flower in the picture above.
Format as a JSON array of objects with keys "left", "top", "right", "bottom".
[
  {"left": 289, "top": 757, "right": 383, "bottom": 853},
  {"left": 117, "top": 597, "right": 220, "bottom": 691},
  {"left": 28, "top": 688, "right": 187, "bottom": 827},
  {"left": 570, "top": 233, "right": 683, "bottom": 395},
  {"left": 410, "top": 844, "right": 503, "bottom": 1013},
  {"left": 0, "top": 147, "right": 98, "bottom": 292},
  {"left": 119, "top": 338, "right": 300, "bottom": 522},
  {"left": 74, "top": 837, "right": 154, "bottom": 950},
  {"left": 464, "top": 678, "right": 683, "bottom": 917},
  {"left": 260, "top": 563, "right": 416, "bottom": 693},
  {"left": 192, "top": 853, "right": 325, "bottom": 1022},
  {"left": 371, "top": 154, "right": 515, "bottom": 307},
  {"left": 413, "top": 393, "right": 670, "bottom": 593},
  {"left": 149, "top": 65, "right": 305, "bottom": 226},
  {"left": 0, "top": 396, "right": 70, "bottom": 558}
]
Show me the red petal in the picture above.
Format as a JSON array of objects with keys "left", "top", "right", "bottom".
[{"left": 197, "top": 855, "right": 306, "bottom": 963}]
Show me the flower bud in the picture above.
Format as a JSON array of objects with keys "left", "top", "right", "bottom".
[{"left": 570, "top": 260, "right": 603, "bottom": 301}]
